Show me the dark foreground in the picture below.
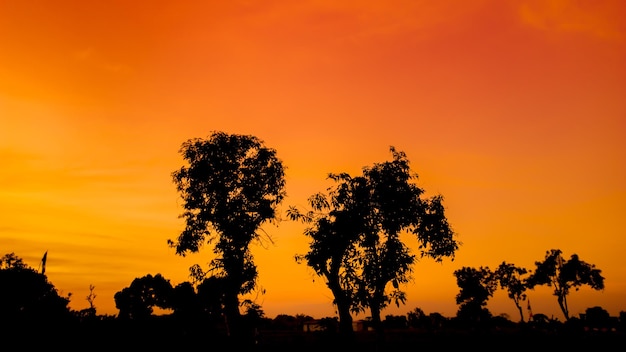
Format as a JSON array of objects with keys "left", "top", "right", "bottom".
[
  {"left": 3, "top": 324, "right": 624, "bottom": 351},
  {"left": 255, "top": 328, "right": 624, "bottom": 351}
]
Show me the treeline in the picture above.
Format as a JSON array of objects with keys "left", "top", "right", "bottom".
[
  {"left": 0, "top": 251, "right": 623, "bottom": 350},
  {"left": 453, "top": 249, "right": 605, "bottom": 323},
  {"left": 1, "top": 132, "right": 620, "bottom": 348}
]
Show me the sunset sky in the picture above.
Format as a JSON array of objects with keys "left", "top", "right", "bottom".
[{"left": 1, "top": 0, "right": 624, "bottom": 320}]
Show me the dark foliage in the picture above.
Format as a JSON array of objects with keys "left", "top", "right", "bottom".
[{"left": 0, "top": 252, "right": 73, "bottom": 330}]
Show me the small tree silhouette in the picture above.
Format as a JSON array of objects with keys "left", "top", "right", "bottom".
[
  {"left": 453, "top": 266, "right": 497, "bottom": 325},
  {"left": 493, "top": 262, "right": 529, "bottom": 322},
  {"left": 526, "top": 249, "right": 605, "bottom": 321},
  {"left": 114, "top": 273, "right": 174, "bottom": 320},
  {"left": 76, "top": 284, "right": 98, "bottom": 320},
  {"left": 86, "top": 284, "right": 97, "bottom": 309}
]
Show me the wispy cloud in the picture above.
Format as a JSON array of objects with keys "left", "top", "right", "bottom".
[{"left": 518, "top": 0, "right": 625, "bottom": 40}]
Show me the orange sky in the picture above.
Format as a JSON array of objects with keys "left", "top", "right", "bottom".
[{"left": 1, "top": 0, "right": 625, "bottom": 320}]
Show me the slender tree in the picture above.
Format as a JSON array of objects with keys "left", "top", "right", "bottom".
[
  {"left": 493, "top": 261, "right": 529, "bottom": 322},
  {"left": 526, "top": 249, "right": 605, "bottom": 321},
  {"left": 170, "top": 131, "right": 286, "bottom": 337}
]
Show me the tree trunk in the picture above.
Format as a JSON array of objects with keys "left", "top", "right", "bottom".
[
  {"left": 557, "top": 294, "right": 569, "bottom": 321},
  {"left": 515, "top": 303, "right": 525, "bottom": 323},
  {"left": 327, "top": 276, "right": 354, "bottom": 340},
  {"left": 369, "top": 297, "right": 385, "bottom": 346},
  {"left": 336, "top": 299, "right": 354, "bottom": 337},
  {"left": 223, "top": 289, "right": 241, "bottom": 337}
]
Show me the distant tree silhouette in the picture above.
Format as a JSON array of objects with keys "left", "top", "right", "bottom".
[
  {"left": 170, "top": 131, "right": 286, "bottom": 338},
  {"left": 426, "top": 312, "right": 448, "bottom": 330},
  {"left": 1, "top": 252, "right": 27, "bottom": 269},
  {"left": 295, "top": 313, "right": 315, "bottom": 330},
  {"left": 114, "top": 273, "right": 173, "bottom": 320},
  {"left": 526, "top": 249, "right": 605, "bottom": 321},
  {"left": 289, "top": 147, "right": 459, "bottom": 339},
  {"left": 317, "top": 316, "right": 339, "bottom": 333},
  {"left": 453, "top": 266, "right": 497, "bottom": 325},
  {"left": 167, "top": 277, "right": 230, "bottom": 336},
  {"left": 272, "top": 314, "right": 300, "bottom": 330},
  {"left": 583, "top": 306, "right": 611, "bottom": 330},
  {"left": 0, "top": 252, "right": 73, "bottom": 328},
  {"left": 242, "top": 301, "right": 265, "bottom": 321},
  {"left": 383, "top": 314, "right": 408, "bottom": 329},
  {"left": 493, "top": 261, "right": 530, "bottom": 322},
  {"left": 407, "top": 307, "right": 427, "bottom": 328}
]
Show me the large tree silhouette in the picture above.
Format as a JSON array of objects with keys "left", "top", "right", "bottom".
[
  {"left": 169, "top": 131, "right": 286, "bottom": 338},
  {"left": 526, "top": 249, "right": 605, "bottom": 321},
  {"left": 289, "top": 147, "right": 458, "bottom": 338}
]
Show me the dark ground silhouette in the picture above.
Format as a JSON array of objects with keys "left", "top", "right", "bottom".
[{"left": 3, "top": 315, "right": 624, "bottom": 351}]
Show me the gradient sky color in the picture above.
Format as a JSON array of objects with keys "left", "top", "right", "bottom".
[{"left": 1, "top": 0, "right": 625, "bottom": 320}]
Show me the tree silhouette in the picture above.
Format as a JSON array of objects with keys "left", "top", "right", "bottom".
[
  {"left": 493, "top": 261, "right": 529, "bottom": 322},
  {"left": 114, "top": 273, "right": 174, "bottom": 320},
  {"left": 170, "top": 281, "right": 201, "bottom": 319},
  {"left": 288, "top": 186, "right": 362, "bottom": 337},
  {"left": 355, "top": 148, "right": 458, "bottom": 336},
  {"left": 453, "top": 266, "right": 497, "bottom": 325},
  {"left": 1, "top": 252, "right": 27, "bottom": 269},
  {"left": 584, "top": 306, "right": 611, "bottom": 330},
  {"left": 526, "top": 249, "right": 605, "bottom": 321},
  {"left": 0, "top": 252, "right": 73, "bottom": 328},
  {"left": 289, "top": 147, "right": 458, "bottom": 338},
  {"left": 169, "top": 131, "right": 286, "bottom": 338},
  {"left": 407, "top": 307, "right": 427, "bottom": 328}
]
